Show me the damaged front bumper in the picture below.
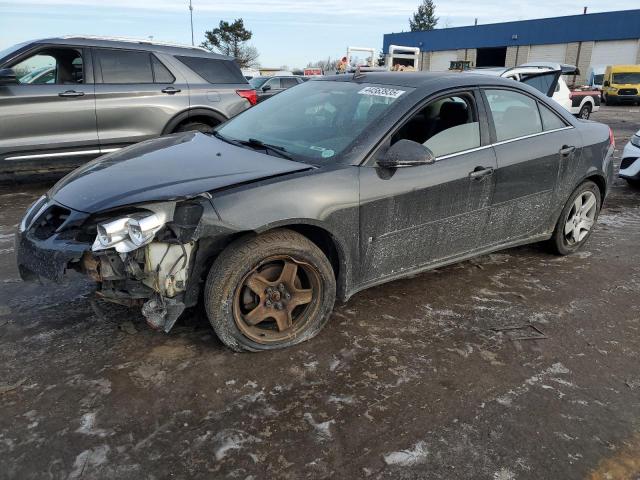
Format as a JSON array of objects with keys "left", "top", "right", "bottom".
[{"left": 16, "top": 197, "right": 207, "bottom": 332}]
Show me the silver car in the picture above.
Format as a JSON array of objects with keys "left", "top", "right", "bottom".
[{"left": 0, "top": 36, "right": 256, "bottom": 179}]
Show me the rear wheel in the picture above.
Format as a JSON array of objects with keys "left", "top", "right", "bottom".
[
  {"left": 578, "top": 103, "right": 592, "bottom": 119},
  {"left": 204, "top": 229, "right": 336, "bottom": 352},
  {"left": 550, "top": 181, "right": 601, "bottom": 255}
]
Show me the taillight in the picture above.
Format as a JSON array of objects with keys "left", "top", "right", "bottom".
[
  {"left": 236, "top": 89, "right": 257, "bottom": 106},
  {"left": 609, "top": 127, "right": 615, "bottom": 148}
]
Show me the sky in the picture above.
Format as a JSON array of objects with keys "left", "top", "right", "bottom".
[{"left": 1, "top": 1, "right": 639, "bottom": 68}]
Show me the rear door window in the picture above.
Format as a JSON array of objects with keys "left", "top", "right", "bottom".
[
  {"left": 538, "top": 103, "right": 567, "bottom": 131},
  {"left": 281, "top": 77, "right": 299, "bottom": 88},
  {"left": 484, "top": 89, "right": 542, "bottom": 142},
  {"left": 175, "top": 55, "right": 246, "bottom": 84},
  {"left": 96, "top": 49, "right": 153, "bottom": 83}
]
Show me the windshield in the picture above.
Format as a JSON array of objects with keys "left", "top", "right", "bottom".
[
  {"left": 249, "top": 77, "right": 268, "bottom": 89},
  {"left": 593, "top": 74, "right": 604, "bottom": 85},
  {"left": 613, "top": 73, "right": 640, "bottom": 85},
  {"left": 216, "top": 80, "right": 410, "bottom": 163}
]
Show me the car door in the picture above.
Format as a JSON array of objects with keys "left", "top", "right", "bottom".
[
  {"left": 92, "top": 48, "right": 189, "bottom": 149},
  {"left": 481, "top": 87, "right": 581, "bottom": 244},
  {"left": 0, "top": 45, "right": 98, "bottom": 169},
  {"left": 358, "top": 89, "right": 497, "bottom": 284}
]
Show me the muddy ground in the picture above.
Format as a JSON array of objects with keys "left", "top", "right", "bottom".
[{"left": 1, "top": 105, "right": 640, "bottom": 480}]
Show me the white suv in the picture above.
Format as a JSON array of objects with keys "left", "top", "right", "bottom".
[{"left": 470, "top": 63, "right": 600, "bottom": 119}]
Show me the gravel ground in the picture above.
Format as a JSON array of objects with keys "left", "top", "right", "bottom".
[{"left": 0, "top": 105, "right": 639, "bottom": 480}]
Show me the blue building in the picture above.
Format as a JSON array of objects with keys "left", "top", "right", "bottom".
[{"left": 383, "top": 9, "right": 640, "bottom": 82}]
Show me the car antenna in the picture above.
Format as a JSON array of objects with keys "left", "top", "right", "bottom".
[{"left": 353, "top": 65, "right": 366, "bottom": 80}]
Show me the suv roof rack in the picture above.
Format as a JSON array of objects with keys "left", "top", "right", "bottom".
[{"left": 60, "top": 35, "right": 209, "bottom": 52}]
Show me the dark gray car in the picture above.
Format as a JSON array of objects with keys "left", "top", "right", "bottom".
[
  {"left": 249, "top": 75, "right": 306, "bottom": 102},
  {"left": 0, "top": 36, "right": 256, "bottom": 179},
  {"left": 16, "top": 72, "right": 614, "bottom": 352}
]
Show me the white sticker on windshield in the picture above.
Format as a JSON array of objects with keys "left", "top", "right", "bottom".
[{"left": 358, "top": 86, "right": 405, "bottom": 98}]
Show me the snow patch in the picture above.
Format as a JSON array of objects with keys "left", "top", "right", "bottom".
[{"left": 383, "top": 441, "right": 428, "bottom": 466}]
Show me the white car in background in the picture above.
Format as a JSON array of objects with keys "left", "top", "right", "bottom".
[
  {"left": 620, "top": 129, "right": 640, "bottom": 186},
  {"left": 470, "top": 63, "right": 600, "bottom": 119}
]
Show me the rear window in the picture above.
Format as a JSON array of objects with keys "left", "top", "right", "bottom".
[
  {"left": 176, "top": 55, "right": 246, "bottom": 84},
  {"left": 96, "top": 49, "right": 154, "bottom": 83}
]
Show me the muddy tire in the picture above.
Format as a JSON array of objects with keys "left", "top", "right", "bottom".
[
  {"left": 204, "top": 229, "right": 336, "bottom": 352},
  {"left": 174, "top": 121, "right": 214, "bottom": 134},
  {"left": 549, "top": 181, "right": 601, "bottom": 255}
]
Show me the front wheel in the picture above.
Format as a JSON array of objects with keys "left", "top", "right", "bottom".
[
  {"left": 549, "top": 181, "right": 601, "bottom": 255},
  {"left": 578, "top": 103, "right": 592, "bottom": 119},
  {"left": 204, "top": 229, "right": 336, "bottom": 352}
]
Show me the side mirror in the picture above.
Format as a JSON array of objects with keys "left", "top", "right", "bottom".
[
  {"left": 262, "top": 84, "right": 271, "bottom": 92},
  {"left": 603, "top": 80, "right": 610, "bottom": 87},
  {"left": 377, "top": 139, "right": 435, "bottom": 168},
  {"left": 0, "top": 68, "right": 17, "bottom": 85}
]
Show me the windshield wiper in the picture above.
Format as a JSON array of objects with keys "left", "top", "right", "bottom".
[
  {"left": 213, "top": 132, "right": 293, "bottom": 160},
  {"left": 238, "top": 138, "right": 293, "bottom": 160},
  {"left": 212, "top": 130, "right": 240, "bottom": 146}
]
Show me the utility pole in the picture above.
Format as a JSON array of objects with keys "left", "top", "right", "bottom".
[{"left": 189, "top": 0, "right": 194, "bottom": 46}]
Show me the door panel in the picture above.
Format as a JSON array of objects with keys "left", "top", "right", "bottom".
[
  {"left": 93, "top": 48, "right": 189, "bottom": 147},
  {"left": 0, "top": 46, "right": 98, "bottom": 166},
  {"left": 482, "top": 88, "right": 580, "bottom": 243},
  {"left": 484, "top": 135, "right": 565, "bottom": 244},
  {"left": 358, "top": 148, "right": 497, "bottom": 284}
]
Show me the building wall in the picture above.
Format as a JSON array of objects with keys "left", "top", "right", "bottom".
[
  {"left": 383, "top": 9, "right": 640, "bottom": 54},
  {"left": 420, "top": 52, "right": 430, "bottom": 71},
  {"left": 564, "top": 41, "right": 594, "bottom": 85},
  {"left": 505, "top": 46, "right": 518, "bottom": 67}
]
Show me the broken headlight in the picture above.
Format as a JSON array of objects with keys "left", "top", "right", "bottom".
[{"left": 92, "top": 212, "right": 167, "bottom": 253}]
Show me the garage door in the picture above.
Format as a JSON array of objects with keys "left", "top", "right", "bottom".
[
  {"left": 590, "top": 40, "right": 639, "bottom": 68},
  {"left": 528, "top": 43, "right": 567, "bottom": 63},
  {"left": 430, "top": 50, "right": 457, "bottom": 71}
]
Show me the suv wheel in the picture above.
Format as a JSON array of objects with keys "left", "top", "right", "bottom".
[
  {"left": 204, "top": 229, "right": 336, "bottom": 352},
  {"left": 174, "top": 121, "right": 215, "bottom": 133},
  {"left": 550, "top": 181, "right": 601, "bottom": 255},
  {"left": 578, "top": 103, "right": 592, "bottom": 119}
]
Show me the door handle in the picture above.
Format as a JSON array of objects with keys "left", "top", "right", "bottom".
[
  {"left": 161, "top": 87, "right": 182, "bottom": 94},
  {"left": 58, "top": 90, "right": 85, "bottom": 97},
  {"left": 469, "top": 166, "right": 494, "bottom": 180},
  {"left": 560, "top": 145, "right": 576, "bottom": 156}
]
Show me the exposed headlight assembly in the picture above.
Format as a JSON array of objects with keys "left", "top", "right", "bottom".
[
  {"left": 630, "top": 134, "right": 640, "bottom": 148},
  {"left": 92, "top": 212, "right": 167, "bottom": 253}
]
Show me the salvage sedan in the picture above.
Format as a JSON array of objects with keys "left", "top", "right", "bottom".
[{"left": 16, "top": 72, "right": 615, "bottom": 351}]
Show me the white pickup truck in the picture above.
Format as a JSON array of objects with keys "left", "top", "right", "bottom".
[{"left": 470, "top": 63, "right": 601, "bottom": 119}]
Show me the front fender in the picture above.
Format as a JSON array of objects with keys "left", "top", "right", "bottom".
[{"left": 210, "top": 166, "right": 360, "bottom": 300}]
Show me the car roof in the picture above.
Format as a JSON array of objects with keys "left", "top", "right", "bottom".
[
  {"left": 317, "top": 71, "right": 523, "bottom": 89},
  {"left": 31, "top": 36, "right": 234, "bottom": 60}
]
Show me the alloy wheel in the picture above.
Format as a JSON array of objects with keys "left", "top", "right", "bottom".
[
  {"left": 564, "top": 191, "right": 597, "bottom": 245},
  {"left": 233, "top": 255, "right": 322, "bottom": 343}
]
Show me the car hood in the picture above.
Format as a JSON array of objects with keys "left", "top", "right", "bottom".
[{"left": 49, "top": 132, "right": 313, "bottom": 213}]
